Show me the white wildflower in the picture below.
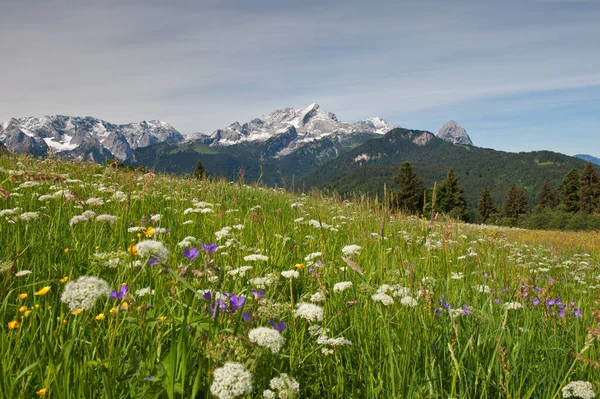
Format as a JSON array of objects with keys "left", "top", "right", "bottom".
[
  {"left": 248, "top": 327, "right": 285, "bottom": 354},
  {"left": 228, "top": 266, "right": 252, "bottom": 277},
  {"left": 333, "top": 281, "right": 352, "bottom": 293},
  {"left": 310, "top": 292, "right": 325, "bottom": 303},
  {"left": 474, "top": 285, "right": 491, "bottom": 293},
  {"left": 281, "top": 270, "right": 299, "bottom": 279},
  {"left": 135, "top": 287, "right": 155, "bottom": 297},
  {"left": 244, "top": 254, "right": 269, "bottom": 262},
  {"left": 82, "top": 210, "right": 96, "bottom": 219},
  {"left": 210, "top": 362, "right": 253, "bottom": 399},
  {"left": 19, "top": 212, "right": 39, "bottom": 221},
  {"left": 215, "top": 226, "right": 232, "bottom": 241},
  {"left": 504, "top": 302, "right": 523, "bottom": 310},
  {"left": 341, "top": 245, "right": 361, "bottom": 256},
  {"left": 400, "top": 296, "right": 418, "bottom": 307},
  {"left": 15, "top": 270, "right": 32, "bottom": 277},
  {"left": 95, "top": 214, "right": 116, "bottom": 224},
  {"left": 294, "top": 303, "right": 324, "bottom": 322},
  {"left": 372, "top": 293, "right": 394, "bottom": 306},
  {"left": 38, "top": 194, "right": 53, "bottom": 201},
  {"left": 135, "top": 240, "right": 169, "bottom": 263},
  {"left": 150, "top": 214, "right": 161, "bottom": 222},
  {"left": 69, "top": 215, "right": 89, "bottom": 226},
  {"left": 451, "top": 272, "right": 464, "bottom": 280},
  {"left": 85, "top": 197, "right": 104, "bottom": 206},
  {"left": 304, "top": 252, "right": 322, "bottom": 261},
  {"left": 249, "top": 274, "right": 278, "bottom": 289},
  {"left": 60, "top": 276, "right": 111, "bottom": 311},
  {"left": 267, "top": 373, "right": 300, "bottom": 399},
  {"left": 562, "top": 381, "right": 596, "bottom": 399}
]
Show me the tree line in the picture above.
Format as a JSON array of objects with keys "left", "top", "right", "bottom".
[{"left": 390, "top": 161, "right": 600, "bottom": 230}]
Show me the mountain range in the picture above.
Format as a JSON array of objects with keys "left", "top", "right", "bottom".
[
  {"left": 1, "top": 104, "right": 597, "bottom": 213},
  {"left": 0, "top": 116, "right": 184, "bottom": 162}
]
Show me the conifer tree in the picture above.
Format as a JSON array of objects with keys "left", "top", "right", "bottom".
[
  {"left": 536, "top": 180, "right": 557, "bottom": 209},
  {"left": 503, "top": 183, "right": 529, "bottom": 218},
  {"left": 193, "top": 160, "right": 207, "bottom": 179},
  {"left": 579, "top": 162, "right": 600, "bottom": 214},
  {"left": 477, "top": 183, "right": 496, "bottom": 222},
  {"left": 436, "top": 168, "right": 468, "bottom": 220},
  {"left": 560, "top": 168, "right": 581, "bottom": 213},
  {"left": 391, "top": 162, "right": 425, "bottom": 214}
]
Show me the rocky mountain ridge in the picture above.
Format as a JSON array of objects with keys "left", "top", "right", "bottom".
[{"left": 0, "top": 116, "right": 184, "bottom": 162}]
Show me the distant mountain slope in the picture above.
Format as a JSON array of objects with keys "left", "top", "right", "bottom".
[
  {"left": 575, "top": 154, "right": 600, "bottom": 166},
  {"left": 0, "top": 116, "right": 184, "bottom": 162},
  {"left": 299, "top": 128, "right": 590, "bottom": 210}
]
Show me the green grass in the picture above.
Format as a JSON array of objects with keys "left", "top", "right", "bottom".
[{"left": 0, "top": 154, "right": 599, "bottom": 398}]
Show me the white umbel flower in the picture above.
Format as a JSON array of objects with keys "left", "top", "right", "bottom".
[
  {"left": 70, "top": 215, "right": 89, "bottom": 226},
  {"left": 280, "top": 270, "right": 299, "bottom": 279},
  {"left": 210, "top": 362, "right": 253, "bottom": 399},
  {"left": 19, "top": 212, "right": 39, "bottom": 221},
  {"left": 333, "top": 281, "right": 352, "bottom": 293},
  {"left": 310, "top": 292, "right": 325, "bottom": 303},
  {"left": 244, "top": 254, "right": 269, "bottom": 262},
  {"left": 341, "top": 245, "right": 361, "bottom": 256},
  {"left": 248, "top": 327, "right": 285, "bottom": 354},
  {"left": 95, "top": 214, "right": 116, "bottom": 224},
  {"left": 294, "top": 303, "right": 324, "bottom": 322},
  {"left": 60, "top": 276, "right": 110, "bottom": 311},
  {"left": 562, "top": 381, "right": 596, "bottom": 399},
  {"left": 504, "top": 302, "right": 523, "bottom": 310},
  {"left": 135, "top": 240, "right": 169, "bottom": 263},
  {"left": 267, "top": 373, "right": 300, "bottom": 399},
  {"left": 372, "top": 293, "right": 394, "bottom": 306},
  {"left": 400, "top": 296, "right": 418, "bottom": 307}
]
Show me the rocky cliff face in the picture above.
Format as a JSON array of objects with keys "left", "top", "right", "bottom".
[{"left": 435, "top": 120, "right": 473, "bottom": 146}]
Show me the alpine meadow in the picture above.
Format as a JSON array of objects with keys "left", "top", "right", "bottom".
[{"left": 1, "top": 154, "right": 599, "bottom": 398}]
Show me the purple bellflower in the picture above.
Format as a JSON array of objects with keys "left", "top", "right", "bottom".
[{"left": 110, "top": 284, "right": 128, "bottom": 300}]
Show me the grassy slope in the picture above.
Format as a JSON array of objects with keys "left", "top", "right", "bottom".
[{"left": 0, "top": 154, "right": 598, "bottom": 398}]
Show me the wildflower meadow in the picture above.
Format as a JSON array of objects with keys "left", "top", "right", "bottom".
[{"left": 1, "top": 154, "right": 599, "bottom": 398}]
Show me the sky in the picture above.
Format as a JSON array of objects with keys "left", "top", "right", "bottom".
[{"left": 1, "top": 0, "right": 599, "bottom": 157}]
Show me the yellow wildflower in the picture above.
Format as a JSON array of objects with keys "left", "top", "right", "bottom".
[
  {"left": 95, "top": 246, "right": 100, "bottom": 251},
  {"left": 121, "top": 301, "right": 129, "bottom": 311},
  {"left": 64, "top": 248, "right": 69, "bottom": 253},
  {"left": 24, "top": 310, "right": 32, "bottom": 317},
  {"left": 62, "top": 319, "right": 67, "bottom": 325},
  {"left": 158, "top": 316, "right": 167, "bottom": 322},
  {"left": 71, "top": 308, "right": 83, "bottom": 315},
  {"left": 143, "top": 226, "right": 154, "bottom": 236},
  {"left": 17, "top": 293, "right": 27, "bottom": 299},
  {"left": 34, "top": 286, "right": 51, "bottom": 296},
  {"left": 295, "top": 263, "right": 305, "bottom": 271},
  {"left": 58, "top": 276, "right": 69, "bottom": 283},
  {"left": 8, "top": 320, "right": 19, "bottom": 330},
  {"left": 36, "top": 388, "right": 48, "bottom": 396},
  {"left": 35, "top": 304, "right": 40, "bottom": 309},
  {"left": 128, "top": 245, "right": 138, "bottom": 256},
  {"left": 95, "top": 313, "right": 105, "bottom": 320},
  {"left": 109, "top": 307, "right": 118, "bottom": 314},
  {"left": 18, "top": 305, "right": 28, "bottom": 313}
]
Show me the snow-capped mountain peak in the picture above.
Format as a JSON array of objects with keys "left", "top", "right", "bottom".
[
  {"left": 0, "top": 115, "right": 184, "bottom": 162},
  {"left": 203, "top": 103, "right": 394, "bottom": 149}
]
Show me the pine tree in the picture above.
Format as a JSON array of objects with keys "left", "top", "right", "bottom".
[
  {"left": 503, "top": 183, "right": 529, "bottom": 218},
  {"left": 193, "top": 160, "right": 207, "bottom": 179},
  {"left": 391, "top": 162, "right": 425, "bottom": 214},
  {"left": 536, "top": 180, "right": 557, "bottom": 209},
  {"left": 436, "top": 168, "right": 468, "bottom": 220},
  {"left": 579, "top": 162, "right": 600, "bottom": 214},
  {"left": 477, "top": 184, "right": 496, "bottom": 222},
  {"left": 560, "top": 168, "right": 581, "bottom": 213}
]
